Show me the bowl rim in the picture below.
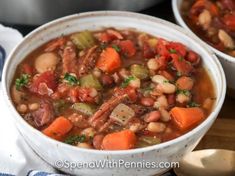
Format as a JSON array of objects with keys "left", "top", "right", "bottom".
[
  {"left": 172, "top": 0, "right": 235, "bottom": 62},
  {"left": 2, "top": 11, "right": 226, "bottom": 155}
]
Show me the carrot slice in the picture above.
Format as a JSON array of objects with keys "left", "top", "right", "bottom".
[
  {"left": 170, "top": 107, "right": 205, "bottom": 131},
  {"left": 96, "top": 47, "right": 121, "bottom": 73},
  {"left": 102, "top": 130, "right": 136, "bottom": 150},
  {"left": 43, "top": 116, "right": 73, "bottom": 140}
]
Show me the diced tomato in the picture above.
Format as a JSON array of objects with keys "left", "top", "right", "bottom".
[
  {"left": 106, "top": 29, "right": 123, "bottom": 40},
  {"left": 97, "top": 29, "right": 123, "bottom": 43},
  {"left": 98, "top": 33, "right": 113, "bottom": 43},
  {"left": 124, "top": 86, "right": 137, "bottom": 102},
  {"left": 118, "top": 40, "right": 136, "bottom": 57},
  {"left": 167, "top": 42, "right": 187, "bottom": 57},
  {"left": 22, "top": 63, "right": 34, "bottom": 75},
  {"left": 156, "top": 39, "right": 170, "bottom": 59},
  {"left": 159, "top": 70, "right": 174, "bottom": 82},
  {"left": 30, "top": 71, "right": 57, "bottom": 95},
  {"left": 186, "top": 50, "right": 200, "bottom": 63},
  {"left": 171, "top": 54, "right": 194, "bottom": 76},
  {"left": 143, "top": 42, "right": 155, "bottom": 58},
  {"left": 223, "top": 14, "right": 235, "bottom": 30},
  {"left": 156, "top": 56, "right": 168, "bottom": 70},
  {"left": 78, "top": 88, "right": 96, "bottom": 103}
]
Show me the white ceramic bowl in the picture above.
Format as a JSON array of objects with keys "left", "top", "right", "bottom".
[
  {"left": 2, "top": 11, "right": 226, "bottom": 176},
  {"left": 172, "top": 0, "right": 235, "bottom": 97}
]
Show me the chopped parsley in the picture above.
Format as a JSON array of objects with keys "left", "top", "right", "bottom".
[
  {"left": 176, "top": 71, "right": 182, "bottom": 77},
  {"left": 100, "top": 43, "right": 108, "bottom": 50},
  {"left": 121, "top": 76, "right": 135, "bottom": 88},
  {"left": 179, "top": 56, "right": 184, "bottom": 62},
  {"left": 176, "top": 89, "right": 191, "bottom": 96},
  {"left": 169, "top": 49, "right": 177, "bottom": 53},
  {"left": 15, "top": 74, "right": 30, "bottom": 90},
  {"left": 188, "top": 101, "right": 200, "bottom": 108},
  {"left": 64, "top": 135, "right": 86, "bottom": 145},
  {"left": 163, "top": 80, "right": 170, "bottom": 84},
  {"left": 64, "top": 73, "right": 79, "bottom": 85},
  {"left": 112, "top": 44, "right": 121, "bottom": 52}
]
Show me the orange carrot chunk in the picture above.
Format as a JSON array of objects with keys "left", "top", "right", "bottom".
[
  {"left": 170, "top": 107, "right": 205, "bottom": 131},
  {"left": 43, "top": 116, "right": 73, "bottom": 140},
  {"left": 96, "top": 47, "right": 121, "bottom": 73},
  {"left": 102, "top": 130, "right": 136, "bottom": 150}
]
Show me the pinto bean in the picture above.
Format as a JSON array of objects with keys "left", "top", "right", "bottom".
[
  {"left": 176, "top": 76, "right": 194, "bottom": 90},
  {"left": 101, "top": 74, "right": 114, "bottom": 86},
  {"left": 141, "top": 97, "right": 155, "bottom": 107},
  {"left": 144, "top": 111, "right": 161, "bottom": 122},
  {"left": 167, "top": 94, "right": 176, "bottom": 106},
  {"left": 147, "top": 122, "right": 166, "bottom": 133},
  {"left": 93, "top": 134, "right": 104, "bottom": 149},
  {"left": 218, "top": 29, "right": 235, "bottom": 49}
]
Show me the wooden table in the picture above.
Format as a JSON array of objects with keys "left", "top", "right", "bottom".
[{"left": 196, "top": 95, "right": 235, "bottom": 150}]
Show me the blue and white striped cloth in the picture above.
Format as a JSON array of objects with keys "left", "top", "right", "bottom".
[{"left": 0, "top": 171, "right": 176, "bottom": 176}]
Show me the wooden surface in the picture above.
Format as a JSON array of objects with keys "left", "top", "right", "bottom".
[{"left": 196, "top": 95, "right": 235, "bottom": 150}]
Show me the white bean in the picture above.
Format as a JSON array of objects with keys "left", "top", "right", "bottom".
[
  {"left": 11, "top": 85, "right": 25, "bottom": 104},
  {"left": 17, "top": 104, "right": 28, "bottom": 113},
  {"left": 218, "top": 29, "right": 235, "bottom": 49},
  {"left": 147, "top": 59, "right": 159, "bottom": 70},
  {"left": 81, "top": 127, "right": 96, "bottom": 138},
  {"left": 35, "top": 52, "right": 59, "bottom": 73},
  {"left": 77, "top": 142, "right": 93, "bottom": 149},
  {"left": 159, "top": 108, "right": 171, "bottom": 122},
  {"left": 154, "top": 95, "right": 168, "bottom": 109},
  {"left": 129, "top": 78, "right": 141, "bottom": 88},
  {"left": 152, "top": 75, "right": 168, "bottom": 84},
  {"left": 160, "top": 83, "right": 176, "bottom": 94},
  {"left": 147, "top": 122, "right": 166, "bottom": 133},
  {"left": 176, "top": 93, "right": 191, "bottom": 104},
  {"left": 198, "top": 10, "right": 211, "bottom": 30},
  {"left": 28, "top": 103, "right": 39, "bottom": 111}
]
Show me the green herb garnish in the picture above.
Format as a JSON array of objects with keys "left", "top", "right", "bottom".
[
  {"left": 188, "top": 101, "right": 200, "bottom": 107},
  {"left": 169, "top": 49, "right": 177, "bottom": 53},
  {"left": 64, "top": 135, "right": 86, "bottom": 145},
  {"left": 176, "top": 71, "right": 182, "bottom": 77},
  {"left": 100, "top": 43, "right": 108, "bottom": 50},
  {"left": 64, "top": 73, "right": 79, "bottom": 85},
  {"left": 15, "top": 74, "right": 30, "bottom": 90},
  {"left": 163, "top": 80, "right": 170, "bottom": 84},
  {"left": 179, "top": 56, "right": 184, "bottom": 62},
  {"left": 177, "top": 89, "right": 191, "bottom": 96},
  {"left": 112, "top": 45, "right": 121, "bottom": 52},
  {"left": 121, "top": 76, "right": 135, "bottom": 88}
]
